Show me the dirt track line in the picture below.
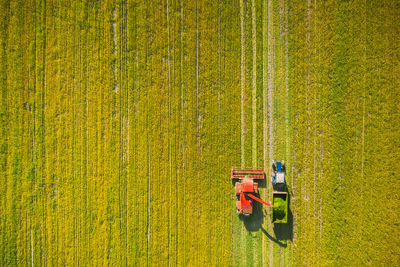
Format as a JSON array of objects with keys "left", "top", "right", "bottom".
[
  {"left": 146, "top": 24, "right": 151, "bottom": 265},
  {"left": 359, "top": 68, "right": 366, "bottom": 241},
  {"left": 359, "top": 6, "right": 367, "bottom": 245},
  {"left": 114, "top": 5, "right": 127, "bottom": 262},
  {"left": 166, "top": 0, "right": 172, "bottom": 264},
  {"left": 262, "top": 0, "right": 269, "bottom": 266},
  {"left": 262, "top": 0, "right": 268, "bottom": 264},
  {"left": 124, "top": 4, "right": 130, "bottom": 261},
  {"left": 251, "top": 0, "right": 257, "bottom": 167},
  {"left": 30, "top": 225, "right": 34, "bottom": 267},
  {"left": 195, "top": 0, "right": 200, "bottom": 262},
  {"left": 239, "top": 1, "right": 246, "bottom": 266},
  {"left": 267, "top": 0, "right": 274, "bottom": 265},
  {"left": 304, "top": 1, "right": 312, "bottom": 265},
  {"left": 239, "top": 1, "right": 247, "bottom": 266},
  {"left": 313, "top": 0, "right": 322, "bottom": 263},
  {"left": 319, "top": 19, "right": 324, "bottom": 261},
  {"left": 179, "top": 1, "right": 186, "bottom": 264},
  {"left": 311, "top": 0, "right": 317, "bottom": 263},
  {"left": 282, "top": 0, "right": 290, "bottom": 264},
  {"left": 216, "top": 6, "right": 221, "bottom": 263},
  {"left": 41, "top": 2, "right": 48, "bottom": 264},
  {"left": 240, "top": 0, "right": 245, "bottom": 167},
  {"left": 250, "top": 0, "right": 259, "bottom": 264},
  {"left": 196, "top": 0, "right": 199, "bottom": 130},
  {"left": 278, "top": 1, "right": 285, "bottom": 265},
  {"left": 112, "top": 8, "right": 118, "bottom": 92}
]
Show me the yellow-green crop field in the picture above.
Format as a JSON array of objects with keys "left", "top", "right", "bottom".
[{"left": 1, "top": 0, "right": 399, "bottom": 266}]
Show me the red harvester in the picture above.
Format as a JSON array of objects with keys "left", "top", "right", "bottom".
[{"left": 231, "top": 167, "right": 274, "bottom": 216}]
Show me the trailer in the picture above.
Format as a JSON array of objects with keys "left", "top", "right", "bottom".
[{"left": 272, "top": 191, "right": 288, "bottom": 223}]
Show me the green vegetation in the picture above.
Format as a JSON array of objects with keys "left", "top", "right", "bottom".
[
  {"left": 0, "top": 0, "right": 398, "bottom": 266},
  {"left": 288, "top": 0, "right": 399, "bottom": 265},
  {"left": 272, "top": 196, "right": 287, "bottom": 222}
]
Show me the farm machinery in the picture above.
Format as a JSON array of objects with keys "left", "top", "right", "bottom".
[
  {"left": 231, "top": 161, "right": 288, "bottom": 223},
  {"left": 271, "top": 160, "right": 288, "bottom": 223},
  {"left": 231, "top": 167, "right": 273, "bottom": 216}
]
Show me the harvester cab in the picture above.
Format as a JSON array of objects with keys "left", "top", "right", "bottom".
[{"left": 231, "top": 167, "right": 274, "bottom": 216}]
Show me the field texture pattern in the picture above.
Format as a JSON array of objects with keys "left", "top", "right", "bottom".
[{"left": 1, "top": 0, "right": 399, "bottom": 266}]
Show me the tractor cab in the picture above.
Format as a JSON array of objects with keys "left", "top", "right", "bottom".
[{"left": 272, "top": 160, "right": 285, "bottom": 186}]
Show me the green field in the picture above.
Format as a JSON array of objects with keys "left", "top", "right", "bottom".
[{"left": 1, "top": 0, "right": 399, "bottom": 266}]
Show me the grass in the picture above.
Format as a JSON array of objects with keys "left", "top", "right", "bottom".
[{"left": 287, "top": 0, "right": 399, "bottom": 265}]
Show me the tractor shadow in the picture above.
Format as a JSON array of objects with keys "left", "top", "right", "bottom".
[{"left": 261, "top": 227, "right": 287, "bottom": 247}]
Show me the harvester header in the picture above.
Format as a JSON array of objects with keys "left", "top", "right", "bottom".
[{"left": 231, "top": 167, "right": 265, "bottom": 179}]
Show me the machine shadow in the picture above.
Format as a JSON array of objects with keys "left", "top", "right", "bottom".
[
  {"left": 241, "top": 196, "right": 264, "bottom": 232},
  {"left": 272, "top": 192, "right": 293, "bottom": 241},
  {"left": 261, "top": 227, "right": 287, "bottom": 247},
  {"left": 256, "top": 174, "right": 267, "bottom": 188},
  {"left": 241, "top": 193, "right": 293, "bottom": 242}
]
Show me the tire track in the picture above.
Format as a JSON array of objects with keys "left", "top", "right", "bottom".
[
  {"left": 262, "top": 0, "right": 268, "bottom": 264},
  {"left": 165, "top": 1, "right": 173, "bottom": 264},
  {"left": 282, "top": 0, "right": 291, "bottom": 264},
  {"left": 251, "top": 0, "right": 260, "bottom": 265},
  {"left": 358, "top": 2, "right": 367, "bottom": 245},
  {"left": 267, "top": 0, "right": 274, "bottom": 265},
  {"left": 239, "top": 1, "right": 246, "bottom": 266},
  {"left": 311, "top": 0, "right": 317, "bottom": 263},
  {"left": 240, "top": 0, "right": 245, "bottom": 168},
  {"left": 313, "top": 0, "right": 323, "bottom": 263},
  {"left": 178, "top": 1, "right": 186, "bottom": 265},
  {"left": 251, "top": 0, "right": 257, "bottom": 167},
  {"left": 303, "top": 1, "right": 312, "bottom": 265}
]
